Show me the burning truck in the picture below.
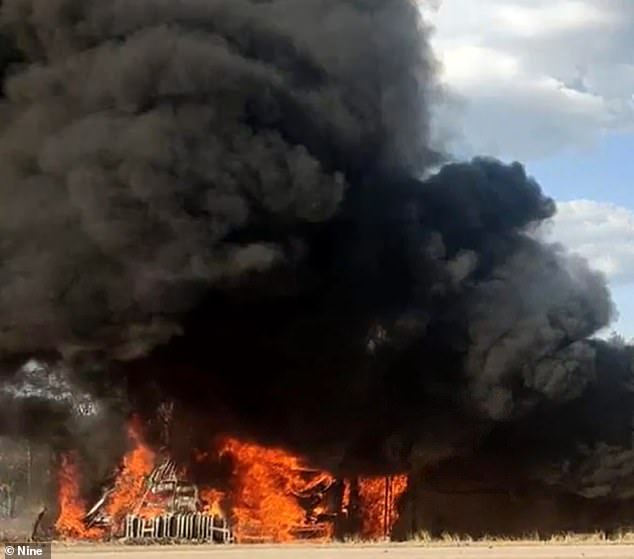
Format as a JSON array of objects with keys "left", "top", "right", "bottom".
[
  {"left": 8, "top": 0, "right": 634, "bottom": 543},
  {"left": 53, "top": 418, "right": 408, "bottom": 544},
  {"left": 82, "top": 458, "right": 232, "bottom": 543}
]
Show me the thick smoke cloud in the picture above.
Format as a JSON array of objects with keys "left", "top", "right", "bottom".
[
  {"left": 0, "top": 0, "right": 436, "bottom": 360},
  {"left": 0, "top": 0, "right": 632, "bottom": 506}
]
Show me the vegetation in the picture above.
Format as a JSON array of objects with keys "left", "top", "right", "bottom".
[{"left": 402, "top": 530, "right": 634, "bottom": 546}]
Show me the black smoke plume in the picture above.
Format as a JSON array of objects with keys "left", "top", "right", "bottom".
[{"left": 0, "top": 0, "right": 633, "bottom": 507}]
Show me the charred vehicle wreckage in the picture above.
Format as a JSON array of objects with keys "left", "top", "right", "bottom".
[
  {"left": 83, "top": 458, "right": 233, "bottom": 543},
  {"left": 51, "top": 421, "right": 407, "bottom": 544}
]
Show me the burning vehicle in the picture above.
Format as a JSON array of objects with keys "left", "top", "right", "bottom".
[
  {"left": 53, "top": 418, "right": 407, "bottom": 543},
  {"left": 1, "top": 0, "right": 634, "bottom": 543},
  {"left": 82, "top": 458, "right": 232, "bottom": 542}
]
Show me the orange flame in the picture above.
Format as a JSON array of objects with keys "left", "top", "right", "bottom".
[
  {"left": 55, "top": 417, "right": 408, "bottom": 543},
  {"left": 358, "top": 475, "right": 408, "bottom": 540},
  {"left": 199, "top": 488, "right": 226, "bottom": 517},
  {"left": 342, "top": 480, "right": 351, "bottom": 514},
  {"left": 220, "top": 438, "right": 334, "bottom": 542},
  {"left": 105, "top": 418, "right": 156, "bottom": 525},
  {"left": 55, "top": 454, "right": 104, "bottom": 540}
]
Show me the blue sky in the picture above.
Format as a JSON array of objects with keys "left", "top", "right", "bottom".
[
  {"left": 427, "top": 0, "right": 634, "bottom": 339},
  {"left": 529, "top": 134, "right": 634, "bottom": 338},
  {"left": 529, "top": 133, "right": 634, "bottom": 208}
]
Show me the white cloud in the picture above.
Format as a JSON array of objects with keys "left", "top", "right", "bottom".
[
  {"left": 441, "top": 45, "right": 520, "bottom": 84},
  {"left": 426, "top": 0, "right": 634, "bottom": 161},
  {"left": 492, "top": 1, "right": 618, "bottom": 38},
  {"left": 543, "top": 200, "right": 634, "bottom": 285}
]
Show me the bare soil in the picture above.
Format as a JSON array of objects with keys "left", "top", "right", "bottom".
[{"left": 48, "top": 543, "right": 634, "bottom": 559}]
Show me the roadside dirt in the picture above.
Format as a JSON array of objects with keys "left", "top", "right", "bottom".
[{"left": 49, "top": 543, "right": 634, "bottom": 559}]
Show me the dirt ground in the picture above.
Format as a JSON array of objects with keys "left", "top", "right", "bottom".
[{"left": 48, "top": 544, "right": 634, "bottom": 559}]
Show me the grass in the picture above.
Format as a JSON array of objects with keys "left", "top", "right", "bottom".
[
  {"left": 6, "top": 529, "right": 634, "bottom": 547},
  {"left": 394, "top": 530, "right": 634, "bottom": 546},
  {"left": 332, "top": 530, "right": 634, "bottom": 547}
]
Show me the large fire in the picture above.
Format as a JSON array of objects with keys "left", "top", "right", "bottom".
[
  {"left": 220, "top": 437, "right": 334, "bottom": 542},
  {"left": 55, "top": 419, "right": 154, "bottom": 540},
  {"left": 55, "top": 454, "right": 103, "bottom": 540},
  {"left": 105, "top": 419, "right": 155, "bottom": 527},
  {"left": 199, "top": 488, "right": 226, "bottom": 518},
  {"left": 358, "top": 475, "right": 409, "bottom": 540},
  {"left": 55, "top": 420, "right": 408, "bottom": 543}
]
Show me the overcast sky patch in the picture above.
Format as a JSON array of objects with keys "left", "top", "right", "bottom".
[{"left": 426, "top": 0, "right": 634, "bottom": 161}]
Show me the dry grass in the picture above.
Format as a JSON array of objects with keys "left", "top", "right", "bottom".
[
  {"left": 6, "top": 529, "right": 634, "bottom": 548},
  {"left": 397, "top": 530, "right": 634, "bottom": 546},
  {"left": 343, "top": 530, "right": 634, "bottom": 546}
]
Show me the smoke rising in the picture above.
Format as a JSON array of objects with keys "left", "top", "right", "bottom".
[
  {"left": 0, "top": 0, "right": 438, "bottom": 359},
  {"left": 0, "top": 0, "right": 632, "bottom": 510}
]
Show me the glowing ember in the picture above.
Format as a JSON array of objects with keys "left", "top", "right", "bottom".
[
  {"left": 358, "top": 475, "right": 408, "bottom": 540},
  {"left": 105, "top": 418, "right": 156, "bottom": 526},
  {"left": 55, "top": 454, "right": 103, "bottom": 540},
  {"left": 220, "top": 438, "right": 334, "bottom": 542}
]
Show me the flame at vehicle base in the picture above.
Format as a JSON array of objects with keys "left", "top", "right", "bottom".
[{"left": 54, "top": 422, "right": 408, "bottom": 543}]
